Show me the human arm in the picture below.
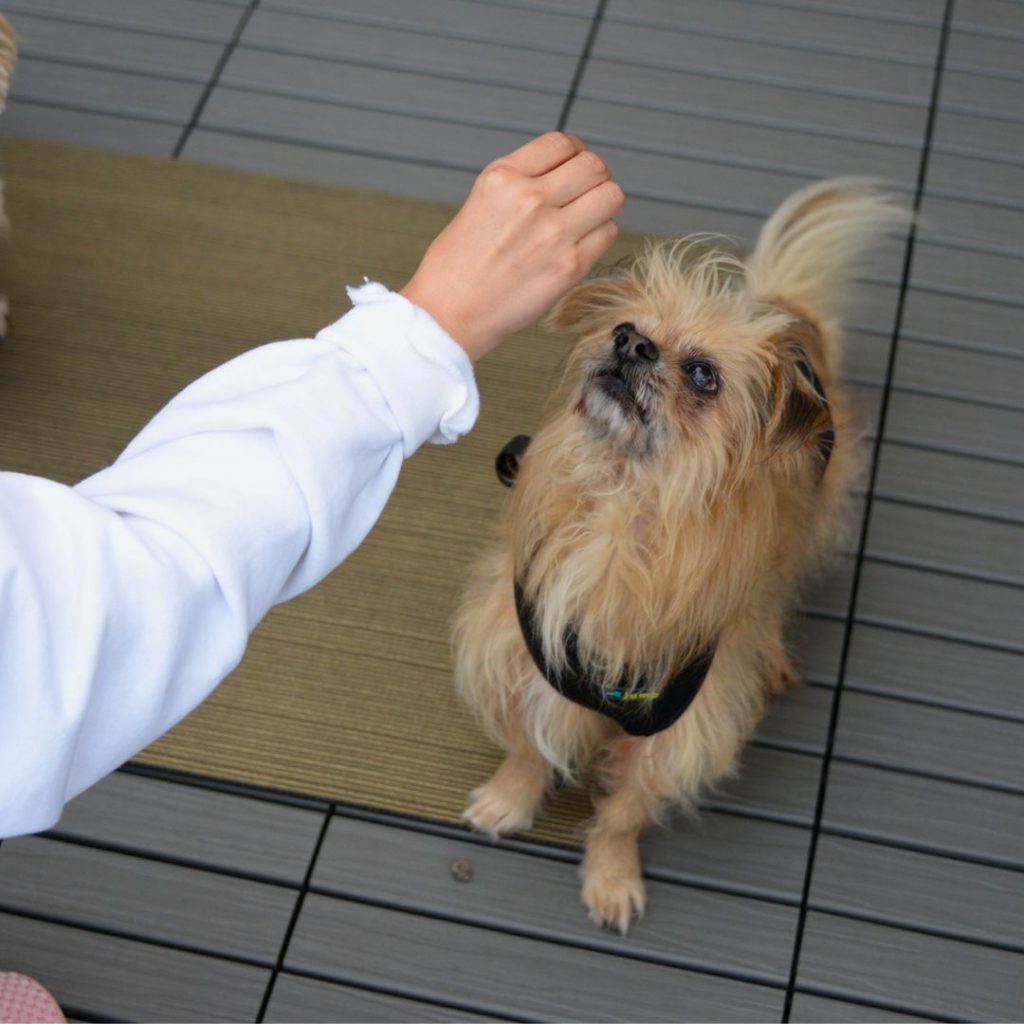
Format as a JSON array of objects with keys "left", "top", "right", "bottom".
[
  {"left": 0, "top": 285, "right": 477, "bottom": 837},
  {"left": 0, "top": 133, "right": 623, "bottom": 837}
]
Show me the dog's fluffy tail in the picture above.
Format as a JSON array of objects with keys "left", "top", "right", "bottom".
[{"left": 746, "top": 178, "right": 909, "bottom": 340}]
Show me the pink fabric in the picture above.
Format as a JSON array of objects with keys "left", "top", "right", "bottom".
[{"left": 0, "top": 974, "right": 65, "bottom": 1024}]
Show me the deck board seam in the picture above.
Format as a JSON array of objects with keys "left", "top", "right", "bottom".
[
  {"left": 555, "top": 0, "right": 605, "bottom": 130},
  {"left": 255, "top": 805, "right": 332, "bottom": 1022},
  {"left": 172, "top": 0, "right": 260, "bottom": 159},
  {"left": 259, "top": 0, "right": 949, "bottom": 64},
  {"left": 0, "top": 903, "right": 280, "bottom": 970},
  {"left": 780, "top": 1, "right": 957, "bottom": 1017},
  {"left": 0, "top": 5, "right": 243, "bottom": 43},
  {"left": 293, "top": 884, "right": 795, "bottom": 989},
  {"left": 817, "top": 825, "right": 1024, "bottom": 874},
  {"left": 271, "top": 965, "right": 534, "bottom": 1023}
]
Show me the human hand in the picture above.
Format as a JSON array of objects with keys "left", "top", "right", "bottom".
[{"left": 401, "top": 132, "right": 625, "bottom": 362}]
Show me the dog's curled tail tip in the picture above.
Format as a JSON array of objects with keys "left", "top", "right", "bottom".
[{"left": 746, "top": 177, "right": 911, "bottom": 326}]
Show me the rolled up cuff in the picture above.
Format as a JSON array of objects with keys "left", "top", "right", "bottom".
[{"left": 317, "top": 281, "right": 480, "bottom": 456}]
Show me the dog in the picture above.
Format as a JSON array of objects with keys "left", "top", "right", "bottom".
[
  {"left": 453, "top": 179, "right": 907, "bottom": 933},
  {"left": 0, "top": 14, "right": 17, "bottom": 341}
]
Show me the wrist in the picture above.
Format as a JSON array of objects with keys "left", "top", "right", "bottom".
[
  {"left": 399, "top": 281, "right": 492, "bottom": 363},
  {"left": 332, "top": 281, "right": 481, "bottom": 453}
]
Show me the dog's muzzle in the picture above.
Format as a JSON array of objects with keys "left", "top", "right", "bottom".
[{"left": 590, "top": 323, "right": 660, "bottom": 421}]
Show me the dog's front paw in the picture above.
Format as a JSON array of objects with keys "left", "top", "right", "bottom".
[
  {"left": 462, "top": 780, "right": 538, "bottom": 838},
  {"left": 581, "top": 839, "right": 646, "bottom": 934}
]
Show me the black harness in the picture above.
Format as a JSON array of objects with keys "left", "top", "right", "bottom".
[
  {"left": 496, "top": 358, "right": 833, "bottom": 737},
  {"left": 514, "top": 581, "right": 716, "bottom": 736}
]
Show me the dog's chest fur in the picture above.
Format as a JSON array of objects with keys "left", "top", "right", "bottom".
[{"left": 513, "top": 466, "right": 721, "bottom": 681}]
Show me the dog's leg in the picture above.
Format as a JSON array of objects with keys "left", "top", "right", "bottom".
[
  {"left": 581, "top": 735, "right": 660, "bottom": 934},
  {"left": 463, "top": 708, "right": 552, "bottom": 838}
]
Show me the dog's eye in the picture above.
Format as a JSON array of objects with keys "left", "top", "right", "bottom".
[{"left": 684, "top": 360, "right": 719, "bottom": 393}]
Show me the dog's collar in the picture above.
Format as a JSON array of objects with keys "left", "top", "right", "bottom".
[{"left": 513, "top": 580, "right": 716, "bottom": 737}]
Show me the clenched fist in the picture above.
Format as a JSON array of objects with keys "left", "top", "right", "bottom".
[{"left": 401, "top": 132, "right": 625, "bottom": 362}]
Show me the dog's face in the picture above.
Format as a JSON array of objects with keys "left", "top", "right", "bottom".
[{"left": 555, "top": 242, "right": 833, "bottom": 499}]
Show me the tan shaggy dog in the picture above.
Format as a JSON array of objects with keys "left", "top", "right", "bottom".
[{"left": 453, "top": 179, "right": 907, "bottom": 933}]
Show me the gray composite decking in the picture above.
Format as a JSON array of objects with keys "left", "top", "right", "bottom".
[{"left": 0, "top": 0, "right": 1021, "bottom": 1021}]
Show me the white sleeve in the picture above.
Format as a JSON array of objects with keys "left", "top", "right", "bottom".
[{"left": 0, "top": 282, "right": 479, "bottom": 838}]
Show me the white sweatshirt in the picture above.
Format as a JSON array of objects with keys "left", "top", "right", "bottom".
[{"left": 0, "top": 283, "right": 479, "bottom": 839}]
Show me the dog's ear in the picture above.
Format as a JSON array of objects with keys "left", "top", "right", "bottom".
[
  {"left": 769, "top": 363, "right": 832, "bottom": 456},
  {"left": 548, "top": 275, "right": 637, "bottom": 330},
  {"left": 766, "top": 322, "right": 833, "bottom": 462}
]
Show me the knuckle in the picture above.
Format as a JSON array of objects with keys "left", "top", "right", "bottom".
[
  {"left": 580, "top": 149, "right": 609, "bottom": 178},
  {"left": 540, "top": 214, "right": 566, "bottom": 246},
  {"left": 541, "top": 130, "right": 576, "bottom": 158},
  {"left": 605, "top": 181, "right": 626, "bottom": 209},
  {"left": 516, "top": 184, "right": 546, "bottom": 216},
  {"left": 478, "top": 162, "right": 515, "bottom": 190}
]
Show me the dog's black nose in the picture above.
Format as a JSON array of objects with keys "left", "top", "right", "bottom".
[
  {"left": 632, "top": 338, "right": 659, "bottom": 362},
  {"left": 612, "top": 323, "right": 659, "bottom": 363}
]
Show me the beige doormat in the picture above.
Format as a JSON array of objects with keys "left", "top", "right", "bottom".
[{"left": 0, "top": 135, "right": 654, "bottom": 844}]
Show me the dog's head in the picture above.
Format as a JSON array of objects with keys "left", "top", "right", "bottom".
[{"left": 551, "top": 239, "right": 834, "bottom": 501}]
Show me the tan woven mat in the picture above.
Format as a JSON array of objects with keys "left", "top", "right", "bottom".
[{"left": 0, "top": 136, "right": 654, "bottom": 843}]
